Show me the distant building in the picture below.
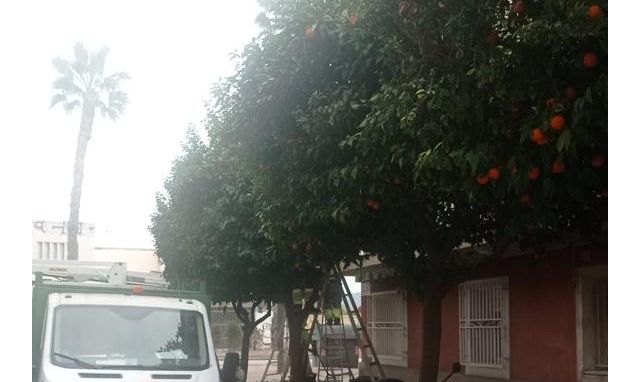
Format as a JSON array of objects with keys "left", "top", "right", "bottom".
[
  {"left": 32, "top": 220, "right": 95, "bottom": 261},
  {"left": 32, "top": 220, "right": 161, "bottom": 273}
]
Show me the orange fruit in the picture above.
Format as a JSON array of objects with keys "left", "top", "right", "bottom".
[
  {"left": 591, "top": 154, "right": 605, "bottom": 168},
  {"left": 528, "top": 167, "right": 541, "bottom": 180},
  {"left": 551, "top": 160, "right": 566, "bottom": 174},
  {"left": 366, "top": 199, "right": 374, "bottom": 207},
  {"left": 477, "top": 174, "right": 490, "bottom": 185},
  {"left": 512, "top": 1, "right": 526, "bottom": 15},
  {"left": 583, "top": 52, "right": 599, "bottom": 69},
  {"left": 564, "top": 87, "right": 577, "bottom": 101},
  {"left": 587, "top": 5, "right": 603, "bottom": 19},
  {"left": 305, "top": 27, "right": 316, "bottom": 40},
  {"left": 350, "top": 15, "right": 358, "bottom": 26},
  {"left": 550, "top": 115, "right": 566, "bottom": 131},
  {"left": 537, "top": 135, "right": 550, "bottom": 145},
  {"left": 531, "top": 128, "right": 545, "bottom": 143},
  {"left": 371, "top": 200, "right": 381, "bottom": 210},
  {"left": 488, "top": 167, "right": 501, "bottom": 180},
  {"left": 511, "top": 166, "right": 518, "bottom": 174},
  {"left": 520, "top": 194, "right": 532, "bottom": 206}
]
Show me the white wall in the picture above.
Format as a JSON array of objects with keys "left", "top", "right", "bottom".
[
  {"left": 32, "top": 220, "right": 95, "bottom": 260},
  {"left": 32, "top": 220, "right": 161, "bottom": 274},
  {"left": 88, "top": 247, "right": 162, "bottom": 273}
]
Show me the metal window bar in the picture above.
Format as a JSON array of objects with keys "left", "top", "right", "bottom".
[
  {"left": 365, "top": 290, "right": 406, "bottom": 363},
  {"left": 459, "top": 278, "right": 506, "bottom": 368},
  {"left": 595, "top": 279, "right": 608, "bottom": 368}
]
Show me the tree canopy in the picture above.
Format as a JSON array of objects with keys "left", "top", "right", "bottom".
[{"left": 152, "top": 1, "right": 606, "bottom": 381}]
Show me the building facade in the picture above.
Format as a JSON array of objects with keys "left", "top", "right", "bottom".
[
  {"left": 347, "top": 243, "right": 607, "bottom": 382},
  {"left": 32, "top": 220, "right": 161, "bottom": 273},
  {"left": 32, "top": 220, "right": 95, "bottom": 261}
]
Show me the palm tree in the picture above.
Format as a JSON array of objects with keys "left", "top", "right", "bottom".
[{"left": 51, "top": 43, "right": 129, "bottom": 260}]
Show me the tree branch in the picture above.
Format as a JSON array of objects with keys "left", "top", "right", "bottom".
[
  {"left": 255, "top": 301, "right": 272, "bottom": 326},
  {"left": 232, "top": 300, "right": 250, "bottom": 325}
]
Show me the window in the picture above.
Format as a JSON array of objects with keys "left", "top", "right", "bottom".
[
  {"left": 578, "top": 270, "right": 607, "bottom": 378},
  {"left": 459, "top": 277, "right": 509, "bottom": 379},
  {"left": 35, "top": 241, "right": 66, "bottom": 260},
  {"left": 365, "top": 290, "right": 407, "bottom": 366},
  {"left": 52, "top": 306, "right": 209, "bottom": 370},
  {"left": 594, "top": 279, "right": 607, "bottom": 369}
]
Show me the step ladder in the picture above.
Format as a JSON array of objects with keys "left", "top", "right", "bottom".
[
  {"left": 32, "top": 259, "right": 169, "bottom": 288},
  {"left": 261, "top": 265, "right": 385, "bottom": 382},
  {"left": 313, "top": 275, "right": 354, "bottom": 382},
  {"left": 311, "top": 265, "right": 385, "bottom": 381},
  {"left": 315, "top": 316, "right": 354, "bottom": 382},
  {"left": 331, "top": 264, "right": 386, "bottom": 381}
]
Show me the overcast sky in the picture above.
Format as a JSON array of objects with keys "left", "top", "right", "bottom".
[{"left": 3, "top": 1, "right": 262, "bottom": 247}]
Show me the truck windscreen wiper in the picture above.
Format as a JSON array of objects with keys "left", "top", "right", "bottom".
[{"left": 53, "top": 352, "right": 100, "bottom": 369}]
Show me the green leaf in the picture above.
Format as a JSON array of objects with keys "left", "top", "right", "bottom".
[{"left": 556, "top": 130, "right": 572, "bottom": 152}]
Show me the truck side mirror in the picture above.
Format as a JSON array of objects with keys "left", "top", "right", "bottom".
[{"left": 221, "top": 352, "right": 240, "bottom": 382}]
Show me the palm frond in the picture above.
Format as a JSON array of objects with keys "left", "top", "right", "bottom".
[
  {"left": 52, "top": 58, "right": 72, "bottom": 75},
  {"left": 101, "top": 71, "right": 130, "bottom": 91},
  {"left": 52, "top": 75, "right": 82, "bottom": 94},
  {"left": 50, "top": 93, "right": 67, "bottom": 108},
  {"left": 62, "top": 100, "right": 81, "bottom": 113},
  {"left": 72, "top": 42, "right": 89, "bottom": 77},
  {"left": 51, "top": 43, "right": 129, "bottom": 120},
  {"left": 89, "top": 46, "right": 110, "bottom": 78},
  {"left": 104, "top": 90, "right": 129, "bottom": 119},
  {"left": 99, "top": 104, "right": 118, "bottom": 120}
]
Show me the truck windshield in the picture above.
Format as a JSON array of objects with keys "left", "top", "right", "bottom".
[{"left": 51, "top": 305, "right": 208, "bottom": 370}]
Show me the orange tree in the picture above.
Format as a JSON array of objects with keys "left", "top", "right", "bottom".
[
  {"left": 154, "top": 0, "right": 606, "bottom": 381},
  {"left": 232, "top": 0, "right": 607, "bottom": 381},
  {"left": 205, "top": 1, "right": 386, "bottom": 379},
  {"left": 150, "top": 130, "right": 288, "bottom": 379},
  {"left": 322, "top": 1, "right": 608, "bottom": 381}
]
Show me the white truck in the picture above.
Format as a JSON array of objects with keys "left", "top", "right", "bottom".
[{"left": 32, "top": 260, "right": 240, "bottom": 382}]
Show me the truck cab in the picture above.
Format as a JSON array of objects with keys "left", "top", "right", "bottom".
[{"left": 32, "top": 260, "right": 225, "bottom": 382}]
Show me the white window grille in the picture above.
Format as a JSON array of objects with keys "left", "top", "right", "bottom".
[
  {"left": 594, "top": 278, "right": 607, "bottom": 369},
  {"left": 365, "top": 290, "right": 407, "bottom": 366},
  {"left": 459, "top": 277, "right": 509, "bottom": 378}
]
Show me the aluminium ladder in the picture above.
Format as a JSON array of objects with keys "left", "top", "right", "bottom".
[
  {"left": 261, "top": 265, "right": 385, "bottom": 382},
  {"left": 331, "top": 264, "right": 386, "bottom": 381}
]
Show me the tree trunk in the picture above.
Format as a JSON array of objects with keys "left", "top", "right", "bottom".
[
  {"left": 67, "top": 100, "right": 95, "bottom": 260},
  {"left": 272, "top": 304, "right": 285, "bottom": 373},
  {"left": 419, "top": 280, "right": 445, "bottom": 382},
  {"left": 240, "top": 325, "right": 255, "bottom": 381},
  {"left": 284, "top": 301, "right": 308, "bottom": 382}
]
